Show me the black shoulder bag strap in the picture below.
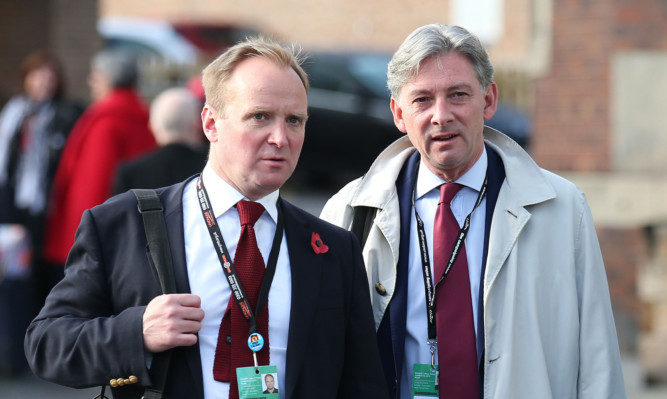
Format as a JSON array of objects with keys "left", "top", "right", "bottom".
[
  {"left": 350, "top": 205, "right": 377, "bottom": 249},
  {"left": 94, "top": 189, "right": 176, "bottom": 399},
  {"left": 133, "top": 188, "right": 176, "bottom": 399}
]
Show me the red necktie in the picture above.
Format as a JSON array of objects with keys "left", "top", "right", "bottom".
[
  {"left": 213, "top": 200, "right": 270, "bottom": 399},
  {"left": 433, "top": 183, "right": 479, "bottom": 398}
]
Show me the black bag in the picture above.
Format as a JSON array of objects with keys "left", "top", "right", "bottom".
[{"left": 95, "top": 189, "right": 176, "bottom": 399}]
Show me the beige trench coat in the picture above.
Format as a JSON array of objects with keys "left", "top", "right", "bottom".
[{"left": 321, "top": 128, "right": 626, "bottom": 398}]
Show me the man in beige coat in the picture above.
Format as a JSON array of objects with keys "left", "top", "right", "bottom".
[{"left": 320, "top": 24, "right": 625, "bottom": 398}]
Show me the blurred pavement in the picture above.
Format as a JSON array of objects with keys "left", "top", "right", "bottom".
[{"left": 1, "top": 355, "right": 666, "bottom": 398}]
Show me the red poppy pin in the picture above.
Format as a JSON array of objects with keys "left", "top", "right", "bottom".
[{"left": 311, "top": 232, "right": 329, "bottom": 254}]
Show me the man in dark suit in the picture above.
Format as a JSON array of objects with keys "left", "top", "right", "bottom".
[
  {"left": 24, "top": 37, "right": 388, "bottom": 399},
  {"left": 113, "top": 87, "right": 207, "bottom": 195}
]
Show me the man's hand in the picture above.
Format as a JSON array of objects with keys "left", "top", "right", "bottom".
[{"left": 142, "top": 294, "right": 204, "bottom": 353}]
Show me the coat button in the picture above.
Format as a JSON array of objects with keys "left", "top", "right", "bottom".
[
  {"left": 116, "top": 378, "right": 126, "bottom": 386},
  {"left": 375, "top": 283, "right": 387, "bottom": 296},
  {"left": 110, "top": 379, "right": 119, "bottom": 387},
  {"left": 226, "top": 335, "right": 232, "bottom": 344},
  {"left": 129, "top": 375, "right": 138, "bottom": 384}
]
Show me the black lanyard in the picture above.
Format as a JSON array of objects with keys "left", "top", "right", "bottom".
[
  {"left": 412, "top": 167, "right": 487, "bottom": 342},
  {"left": 196, "top": 175, "right": 284, "bottom": 335}
]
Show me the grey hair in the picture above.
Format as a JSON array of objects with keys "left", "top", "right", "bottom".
[
  {"left": 91, "top": 49, "right": 138, "bottom": 88},
  {"left": 387, "top": 24, "right": 494, "bottom": 99}
]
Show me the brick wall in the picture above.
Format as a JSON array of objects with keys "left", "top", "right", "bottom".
[
  {"left": 50, "top": 0, "right": 101, "bottom": 102},
  {"left": 100, "top": 0, "right": 533, "bottom": 63},
  {"left": 597, "top": 226, "right": 646, "bottom": 353},
  {"left": 531, "top": 0, "right": 614, "bottom": 172},
  {"left": 532, "top": 0, "right": 667, "bottom": 172},
  {"left": 0, "top": 0, "right": 98, "bottom": 105},
  {"left": 0, "top": 0, "right": 51, "bottom": 103},
  {"left": 532, "top": 0, "right": 667, "bottom": 360},
  {"left": 101, "top": 0, "right": 452, "bottom": 52}
]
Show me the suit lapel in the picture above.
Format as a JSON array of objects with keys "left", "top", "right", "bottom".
[
  {"left": 388, "top": 151, "right": 420, "bottom": 384},
  {"left": 280, "top": 199, "right": 322, "bottom": 398},
  {"left": 161, "top": 178, "right": 192, "bottom": 295},
  {"left": 476, "top": 145, "right": 505, "bottom": 363},
  {"left": 160, "top": 177, "right": 204, "bottom": 399}
]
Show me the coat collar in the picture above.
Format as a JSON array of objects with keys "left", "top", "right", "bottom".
[
  {"left": 350, "top": 135, "right": 416, "bottom": 209},
  {"left": 352, "top": 127, "right": 556, "bottom": 210},
  {"left": 480, "top": 128, "right": 556, "bottom": 296},
  {"left": 482, "top": 127, "right": 555, "bottom": 208}
]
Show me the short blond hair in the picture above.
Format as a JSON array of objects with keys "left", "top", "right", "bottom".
[{"left": 201, "top": 36, "right": 309, "bottom": 112}]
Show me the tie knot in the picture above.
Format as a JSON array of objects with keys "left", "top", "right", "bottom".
[
  {"left": 439, "top": 183, "right": 463, "bottom": 205},
  {"left": 237, "top": 200, "right": 265, "bottom": 226}
]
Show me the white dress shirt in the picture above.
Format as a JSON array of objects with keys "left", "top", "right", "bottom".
[
  {"left": 183, "top": 165, "right": 291, "bottom": 399},
  {"left": 400, "top": 148, "right": 487, "bottom": 399}
]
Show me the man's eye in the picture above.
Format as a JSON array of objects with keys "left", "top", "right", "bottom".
[
  {"left": 253, "top": 113, "right": 267, "bottom": 121},
  {"left": 414, "top": 97, "right": 428, "bottom": 103},
  {"left": 287, "top": 117, "right": 302, "bottom": 125}
]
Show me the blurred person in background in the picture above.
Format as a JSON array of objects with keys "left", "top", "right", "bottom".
[
  {"left": 41, "top": 49, "right": 155, "bottom": 290},
  {"left": 0, "top": 50, "right": 82, "bottom": 376},
  {"left": 321, "top": 24, "right": 625, "bottom": 398},
  {"left": 113, "top": 87, "right": 207, "bottom": 194}
]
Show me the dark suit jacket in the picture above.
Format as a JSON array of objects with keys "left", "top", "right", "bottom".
[
  {"left": 377, "top": 144, "right": 506, "bottom": 398},
  {"left": 25, "top": 177, "right": 388, "bottom": 399},
  {"left": 113, "top": 143, "right": 207, "bottom": 195}
]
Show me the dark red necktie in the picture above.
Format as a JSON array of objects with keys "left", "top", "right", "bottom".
[
  {"left": 213, "top": 200, "right": 270, "bottom": 399},
  {"left": 433, "top": 183, "right": 479, "bottom": 398}
]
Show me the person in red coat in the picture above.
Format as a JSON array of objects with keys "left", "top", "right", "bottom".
[{"left": 42, "top": 50, "right": 156, "bottom": 288}]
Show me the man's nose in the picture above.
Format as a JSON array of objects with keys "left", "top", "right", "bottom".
[
  {"left": 431, "top": 98, "right": 454, "bottom": 126},
  {"left": 267, "top": 121, "right": 289, "bottom": 148}
]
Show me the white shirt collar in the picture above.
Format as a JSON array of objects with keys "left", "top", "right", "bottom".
[
  {"left": 201, "top": 164, "right": 280, "bottom": 223},
  {"left": 415, "top": 146, "right": 488, "bottom": 200}
]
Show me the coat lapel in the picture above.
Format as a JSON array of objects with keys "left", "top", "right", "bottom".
[
  {"left": 160, "top": 177, "right": 204, "bottom": 399},
  {"left": 161, "top": 179, "right": 190, "bottom": 294},
  {"left": 482, "top": 130, "right": 556, "bottom": 296},
  {"left": 280, "top": 199, "right": 322, "bottom": 398},
  {"left": 483, "top": 192, "right": 532, "bottom": 295}
]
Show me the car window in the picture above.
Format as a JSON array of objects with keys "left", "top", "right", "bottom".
[
  {"left": 306, "top": 53, "right": 391, "bottom": 99},
  {"left": 348, "top": 54, "right": 391, "bottom": 98}
]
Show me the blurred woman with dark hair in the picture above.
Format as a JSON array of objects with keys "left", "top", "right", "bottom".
[
  {"left": 0, "top": 50, "right": 83, "bottom": 278},
  {"left": 0, "top": 50, "right": 82, "bottom": 376}
]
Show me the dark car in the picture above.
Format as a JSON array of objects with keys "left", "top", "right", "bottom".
[{"left": 292, "top": 52, "right": 403, "bottom": 188}]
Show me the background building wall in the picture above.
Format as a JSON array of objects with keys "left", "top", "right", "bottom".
[
  {"left": 100, "top": 0, "right": 535, "bottom": 64},
  {"left": 0, "top": 0, "right": 98, "bottom": 105},
  {"left": 531, "top": 0, "right": 667, "bottom": 173},
  {"left": 531, "top": 0, "right": 667, "bottom": 379}
]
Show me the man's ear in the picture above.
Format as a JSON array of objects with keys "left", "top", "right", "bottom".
[
  {"left": 201, "top": 104, "right": 218, "bottom": 143},
  {"left": 482, "top": 82, "right": 499, "bottom": 121},
  {"left": 390, "top": 97, "right": 408, "bottom": 134}
]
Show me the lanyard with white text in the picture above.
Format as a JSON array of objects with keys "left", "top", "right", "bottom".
[
  {"left": 412, "top": 167, "right": 487, "bottom": 366},
  {"left": 196, "top": 176, "right": 284, "bottom": 337}
]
